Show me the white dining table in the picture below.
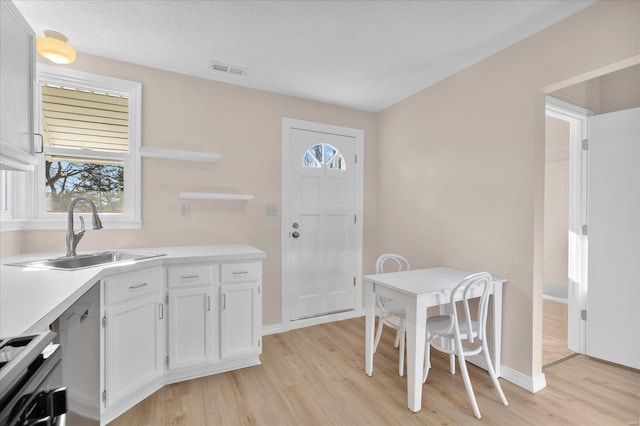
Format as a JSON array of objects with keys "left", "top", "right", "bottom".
[{"left": 364, "top": 266, "right": 506, "bottom": 412}]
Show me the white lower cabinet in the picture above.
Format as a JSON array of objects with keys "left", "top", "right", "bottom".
[
  {"left": 167, "top": 263, "right": 217, "bottom": 370},
  {"left": 100, "top": 252, "right": 263, "bottom": 424},
  {"left": 219, "top": 262, "right": 262, "bottom": 359},
  {"left": 220, "top": 281, "right": 261, "bottom": 358},
  {"left": 102, "top": 267, "right": 164, "bottom": 411}
]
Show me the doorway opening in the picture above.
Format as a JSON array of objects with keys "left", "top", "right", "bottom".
[
  {"left": 543, "top": 97, "right": 589, "bottom": 366},
  {"left": 543, "top": 61, "right": 640, "bottom": 369},
  {"left": 542, "top": 112, "right": 572, "bottom": 366}
]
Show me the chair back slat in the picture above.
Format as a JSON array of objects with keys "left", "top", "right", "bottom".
[
  {"left": 375, "top": 253, "right": 410, "bottom": 274},
  {"left": 375, "top": 254, "right": 410, "bottom": 308},
  {"left": 449, "top": 272, "right": 492, "bottom": 344}
]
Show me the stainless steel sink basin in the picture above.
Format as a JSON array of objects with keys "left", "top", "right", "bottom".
[{"left": 7, "top": 251, "right": 165, "bottom": 271}]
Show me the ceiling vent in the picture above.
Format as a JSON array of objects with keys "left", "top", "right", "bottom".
[{"left": 209, "top": 61, "right": 248, "bottom": 77}]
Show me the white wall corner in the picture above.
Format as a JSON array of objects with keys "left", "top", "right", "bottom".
[{"left": 500, "top": 365, "right": 547, "bottom": 393}]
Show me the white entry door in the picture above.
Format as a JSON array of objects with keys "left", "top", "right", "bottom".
[
  {"left": 282, "top": 119, "right": 362, "bottom": 322},
  {"left": 586, "top": 107, "right": 640, "bottom": 369}
]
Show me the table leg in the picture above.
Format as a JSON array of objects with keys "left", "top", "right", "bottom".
[
  {"left": 405, "top": 297, "right": 427, "bottom": 412},
  {"left": 365, "top": 281, "right": 375, "bottom": 376}
]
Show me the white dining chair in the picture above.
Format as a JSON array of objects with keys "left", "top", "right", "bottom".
[
  {"left": 422, "top": 272, "right": 508, "bottom": 419},
  {"left": 374, "top": 253, "right": 410, "bottom": 376}
]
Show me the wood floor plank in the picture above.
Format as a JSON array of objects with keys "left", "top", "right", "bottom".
[
  {"left": 542, "top": 299, "right": 575, "bottom": 366},
  {"left": 109, "top": 317, "right": 640, "bottom": 425}
]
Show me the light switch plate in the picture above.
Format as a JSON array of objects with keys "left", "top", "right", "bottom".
[
  {"left": 180, "top": 202, "right": 189, "bottom": 217},
  {"left": 265, "top": 204, "right": 277, "bottom": 216}
]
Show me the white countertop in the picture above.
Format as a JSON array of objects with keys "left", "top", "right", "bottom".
[{"left": 0, "top": 244, "right": 265, "bottom": 337}]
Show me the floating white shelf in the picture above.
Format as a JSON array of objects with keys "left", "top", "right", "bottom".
[
  {"left": 179, "top": 192, "right": 254, "bottom": 201},
  {"left": 140, "top": 147, "right": 220, "bottom": 163}
]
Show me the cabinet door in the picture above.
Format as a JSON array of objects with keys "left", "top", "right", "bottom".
[
  {"left": 0, "top": 0, "right": 36, "bottom": 170},
  {"left": 220, "top": 282, "right": 261, "bottom": 359},
  {"left": 168, "top": 286, "right": 214, "bottom": 369},
  {"left": 104, "top": 293, "right": 164, "bottom": 408}
]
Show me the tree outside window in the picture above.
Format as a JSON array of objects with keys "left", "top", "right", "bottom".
[{"left": 45, "top": 157, "right": 124, "bottom": 213}]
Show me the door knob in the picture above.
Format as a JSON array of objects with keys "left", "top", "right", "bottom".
[{"left": 292, "top": 231, "right": 300, "bottom": 238}]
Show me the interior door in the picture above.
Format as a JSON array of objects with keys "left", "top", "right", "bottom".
[
  {"left": 586, "top": 107, "right": 640, "bottom": 369},
  {"left": 284, "top": 126, "right": 357, "bottom": 321}
]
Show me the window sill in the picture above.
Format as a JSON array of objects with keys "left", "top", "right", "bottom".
[{"left": 1, "top": 218, "right": 142, "bottom": 232}]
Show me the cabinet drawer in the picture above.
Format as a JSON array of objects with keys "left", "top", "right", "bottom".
[
  {"left": 167, "top": 264, "right": 215, "bottom": 288},
  {"left": 104, "top": 267, "right": 163, "bottom": 305},
  {"left": 221, "top": 262, "right": 261, "bottom": 283}
]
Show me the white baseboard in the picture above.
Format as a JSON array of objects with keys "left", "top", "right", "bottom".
[
  {"left": 262, "top": 323, "right": 284, "bottom": 336},
  {"left": 263, "top": 309, "right": 365, "bottom": 336},
  {"left": 543, "top": 282, "right": 569, "bottom": 304},
  {"left": 500, "top": 365, "right": 547, "bottom": 393}
]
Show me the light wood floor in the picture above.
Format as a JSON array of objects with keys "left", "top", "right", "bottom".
[
  {"left": 110, "top": 317, "right": 640, "bottom": 426},
  {"left": 542, "top": 299, "right": 575, "bottom": 367}
]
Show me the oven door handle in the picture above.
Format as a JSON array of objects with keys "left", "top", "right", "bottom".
[
  {"left": 49, "top": 387, "right": 67, "bottom": 418},
  {"left": 23, "top": 415, "right": 52, "bottom": 425},
  {"left": 24, "top": 387, "right": 67, "bottom": 425}
]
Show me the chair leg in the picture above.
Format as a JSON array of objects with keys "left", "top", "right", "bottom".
[
  {"left": 481, "top": 340, "right": 509, "bottom": 406},
  {"left": 449, "top": 338, "right": 456, "bottom": 375},
  {"left": 455, "top": 340, "right": 481, "bottom": 419},
  {"left": 394, "top": 326, "right": 402, "bottom": 348},
  {"left": 398, "top": 320, "right": 405, "bottom": 376},
  {"left": 373, "top": 316, "right": 384, "bottom": 353},
  {"left": 423, "top": 340, "right": 431, "bottom": 383}
]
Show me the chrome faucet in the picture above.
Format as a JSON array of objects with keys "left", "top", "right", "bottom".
[{"left": 66, "top": 197, "right": 103, "bottom": 257}]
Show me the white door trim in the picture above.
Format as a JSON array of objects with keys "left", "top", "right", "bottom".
[
  {"left": 545, "top": 96, "right": 592, "bottom": 354},
  {"left": 281, "top": 117, "right": 364, "bottom": 331}
]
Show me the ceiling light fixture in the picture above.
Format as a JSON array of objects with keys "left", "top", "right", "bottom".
[{"left": 36, "top": 30, "right": 76, "bottom": 64}]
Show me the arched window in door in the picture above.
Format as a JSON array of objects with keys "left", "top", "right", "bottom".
[{"left": 302, "top": 143, "right": 346, "bottom": 170}]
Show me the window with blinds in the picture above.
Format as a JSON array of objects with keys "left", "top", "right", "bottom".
[{"left": 41, "top": 84, "right": 128, "bottom": 213}]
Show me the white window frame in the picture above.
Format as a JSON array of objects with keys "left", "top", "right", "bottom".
[
  {"left": 0, "top": 168, "right": 33, "bottom": 232},
  {"left": 3, "top": 64, "right": 142, "bottom": 231}
]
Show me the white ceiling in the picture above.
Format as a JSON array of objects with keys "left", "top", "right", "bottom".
[{"left": 14, "top": 0, "right": 596, "bottom": 112}]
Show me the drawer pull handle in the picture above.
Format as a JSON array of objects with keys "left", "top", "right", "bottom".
[
  {"left": 180, "top": 275, "right": 200, "bottom": 280},
  {"left": 232, "top": 271, "right": 248, "bottom": 275},
  {"left": 159, "top": 303, "right": 164, "bottom": 319},
  {"left": 129, "top": 282, "right": 148, "bottom": 290}
]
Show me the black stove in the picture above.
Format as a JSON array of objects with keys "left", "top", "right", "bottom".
[{"left": 0, "top": 331, "right": 66, "bottom": 426}]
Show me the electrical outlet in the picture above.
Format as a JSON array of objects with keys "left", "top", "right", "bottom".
[
  {"left": 265, "top": 204, "right": 277, "bottom": 216},
  {"left": 180, "top": 203, "right": 189, "bottom": 217}
]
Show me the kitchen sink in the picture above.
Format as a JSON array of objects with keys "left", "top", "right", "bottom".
[{"left": 7, "top": 251, "right": 165, "bottom": 271}]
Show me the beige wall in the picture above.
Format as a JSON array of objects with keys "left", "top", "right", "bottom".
[
  {"left": 0, "top": 55, "right": 379, "bottom": 327},
  {"left": 543, "top": 117, "right": 569, "bottom": 288},
  {"left": 377, "top": 0, "right": 639, "bottom": 379},
  {"left": 551, "top": 64, "right": 640, "bottom": 114}
]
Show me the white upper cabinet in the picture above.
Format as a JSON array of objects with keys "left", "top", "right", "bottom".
[{"left": 0, "top": 0, "right": 36, "bottom": 171}]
